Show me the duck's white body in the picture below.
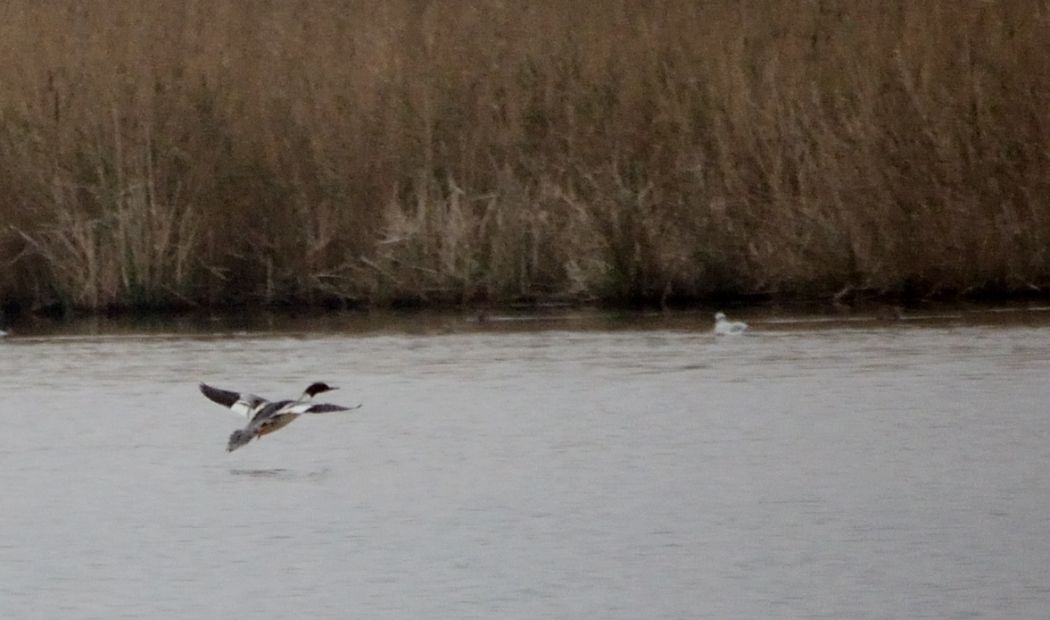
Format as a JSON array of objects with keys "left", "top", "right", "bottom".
[{"left": 713, "top": 312, "right": 748, "bottom": 335}]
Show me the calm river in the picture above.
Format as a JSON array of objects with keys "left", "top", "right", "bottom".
[{"left": 1, "top": 308, "right": 1049, "bottom": 618}]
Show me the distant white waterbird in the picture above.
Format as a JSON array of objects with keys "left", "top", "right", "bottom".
[
  {"left": 200, "top": 382, "right": 362, "bottom": 452},
  {"left": 713, "top": 311, "right": 748, "bottom": 335}
]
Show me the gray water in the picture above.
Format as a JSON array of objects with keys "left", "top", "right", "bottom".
[{"left": 2, "top": 309, "right": 1050, "bottom": 619}]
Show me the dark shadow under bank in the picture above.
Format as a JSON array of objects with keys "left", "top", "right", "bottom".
[{"left": 7, "top": 285, "right": 1050, "bottom": 335}]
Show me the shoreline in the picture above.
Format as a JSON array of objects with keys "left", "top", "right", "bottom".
[{"left": 7, "top": 289, "right": 1050, "bottom": 334}]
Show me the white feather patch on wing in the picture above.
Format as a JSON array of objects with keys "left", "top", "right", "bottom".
[
  {"left": 230, "top": 395, "right": 268, "bottom": 418},
  {"left": 200, "top": 383, "right": 270, "bottom": 419}
]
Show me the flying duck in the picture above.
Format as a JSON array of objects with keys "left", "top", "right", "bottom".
[{"left": 199, "top": 382, "right": 362, "bottom": 452}]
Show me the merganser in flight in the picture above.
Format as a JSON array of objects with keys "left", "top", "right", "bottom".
[
  {"left": 199, "top": 382, "right": 362, "bottom": 452},
  {"left": 713, "top": 311, "right": 748, "bottom": 335}
]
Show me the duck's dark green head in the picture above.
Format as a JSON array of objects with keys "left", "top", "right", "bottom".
[{"left": 304, "top": 382, "right": 338, "bottom": 398}]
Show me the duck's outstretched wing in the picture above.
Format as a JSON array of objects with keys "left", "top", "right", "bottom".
[
  {"left": 199, "top": 383, "right": 269, "bottom": 418},
  {"left": 281, "top": 402, "right": 363, "bottom": 415}
]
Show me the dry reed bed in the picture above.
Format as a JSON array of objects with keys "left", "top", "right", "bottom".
[{"left": 0, "top": 0, "right": 1047, "bottom": 312}]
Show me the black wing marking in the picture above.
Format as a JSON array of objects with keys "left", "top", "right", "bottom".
[
  {"left": 199, "top": 383, "right": 240, "bottom": 408},
  {"left": 251, "top": 400, "right": 293, "bottom": 423}
]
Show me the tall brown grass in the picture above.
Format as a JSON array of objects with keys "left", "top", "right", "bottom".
[{"left": 0, "top": 0, "right": 1048, "bottom": 312}]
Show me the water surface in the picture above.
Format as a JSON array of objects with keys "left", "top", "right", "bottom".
[{"left": 2, "top": 308, "right": 1049, "bottom": 618}]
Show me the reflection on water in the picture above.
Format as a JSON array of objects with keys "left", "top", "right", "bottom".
[
  {"left": 2, "top": 307, "right": 1050, "bottom": 618},
  {"left": 228, "top": 468, "right": 332, "bottom": 481}
]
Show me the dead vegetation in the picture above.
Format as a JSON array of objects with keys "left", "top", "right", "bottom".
[{"left": 0, "top": 0, "right": 1047, "bottom": 312}]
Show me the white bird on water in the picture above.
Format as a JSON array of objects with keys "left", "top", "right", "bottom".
[{"left": 713, "top": 311, "right": 748, "bottom": 335}]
